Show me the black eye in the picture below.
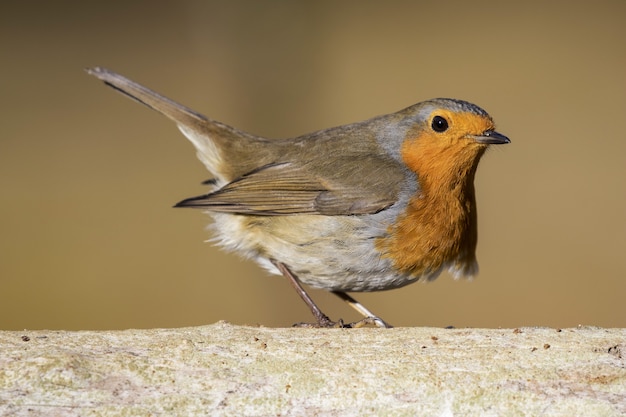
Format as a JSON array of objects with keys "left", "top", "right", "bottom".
[{"left": 431, "top": 115, "right": 449, "bottom": 132}]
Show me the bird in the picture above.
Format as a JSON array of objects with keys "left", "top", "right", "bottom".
[{"left": 87, "top": 67, "right": 509, "bottom": 328}]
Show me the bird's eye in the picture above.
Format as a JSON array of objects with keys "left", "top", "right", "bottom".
[{"left": 431, "top": 115, "right": 449, "bottom": 132}]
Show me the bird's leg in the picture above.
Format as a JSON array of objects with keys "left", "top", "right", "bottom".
[
  {"left": 331, "top": 291, "right": 393, "bottom": 328},
  {"left": 271, "top": 260, "right": 392, "bottom": 328},
  {"left": 271, "top": 260, "right": 338, "bottom": 328}
]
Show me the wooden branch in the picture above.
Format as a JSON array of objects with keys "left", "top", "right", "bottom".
[{"left": 1, "top": 323, "right": 624, "bottom": 416}]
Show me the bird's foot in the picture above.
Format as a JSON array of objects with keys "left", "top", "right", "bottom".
[{"left": 292, "top": 316, "right": 392, "bottom": 329}]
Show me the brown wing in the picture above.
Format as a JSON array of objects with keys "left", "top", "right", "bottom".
[{"left": 175, "top": 157, "right": 405, "bottom": 216}]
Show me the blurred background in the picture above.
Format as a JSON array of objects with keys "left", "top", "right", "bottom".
[{"left": 1, "top": 1, "right": 625, "bottom": 330}]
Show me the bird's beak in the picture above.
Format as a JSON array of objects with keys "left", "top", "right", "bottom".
[{"left": 470, "top": 130, "right": 510, "bottom": 145}]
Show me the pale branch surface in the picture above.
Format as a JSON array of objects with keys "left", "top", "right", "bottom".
[{"left": 1, "top": 323, "right": 624, "bottom": 416}]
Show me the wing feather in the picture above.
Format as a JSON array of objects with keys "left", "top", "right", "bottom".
[{"left": 175, "top": 158, "right": 405, "bottom": 216}]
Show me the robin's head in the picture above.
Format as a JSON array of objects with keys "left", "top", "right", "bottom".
[
  {"left": 376, "top": 99, "right": 509, "bottom": 280},
  {"left": 398, "top": 98, "right": 509, "bottom": 182}
]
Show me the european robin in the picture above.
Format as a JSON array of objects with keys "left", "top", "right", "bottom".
[{"left": 87, "top": 67, "right": 509, "bottom": 328}]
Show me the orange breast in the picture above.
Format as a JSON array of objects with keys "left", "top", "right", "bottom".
[
  {"left": 375, "top": 123, "right": 487, "bottom": 278},
  {"left": 376, "top": 183, "right": 478, "bottom": 278}
]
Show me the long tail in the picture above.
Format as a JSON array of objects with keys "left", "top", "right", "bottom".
[
  {"left": 86, "top": 67, "right": 251, "bottom": 178},
  {"left": 86, "top": 67, "right": 207, "bottom": 128}
]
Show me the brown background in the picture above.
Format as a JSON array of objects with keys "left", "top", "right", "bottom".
[{"left": 2, "top": 1, "right": 625, "bottom": 330}]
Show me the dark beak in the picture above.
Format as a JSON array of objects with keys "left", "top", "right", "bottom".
[{"left": 471, "top": 130, "right": 510, "bottom": 145}]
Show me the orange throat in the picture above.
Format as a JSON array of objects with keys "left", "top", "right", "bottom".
[{"left": 376, "top": 139, "right": 485, "bottom": 278}]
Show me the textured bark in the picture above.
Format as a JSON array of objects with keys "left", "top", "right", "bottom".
[{"left": 1, "top": 323, "right": 624, "bottom": 416}]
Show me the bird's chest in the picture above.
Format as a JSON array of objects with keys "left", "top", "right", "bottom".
[{"left": 376, "top": 190, "right": 477, "bottom": 278}]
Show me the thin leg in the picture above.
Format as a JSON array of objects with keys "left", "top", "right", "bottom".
[
  {"left": 332, "top": 291, "right": 393, "bottom": 328},
  {"left": 271, "top": 260, "right": 336, "bottom": 328},
  {"left": 271, "top": 260, "right": 392, "bottom": 329}
]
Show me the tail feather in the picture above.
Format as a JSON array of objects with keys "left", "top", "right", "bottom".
[
  {"left": 86, "top": 67, "right": 210, "bottom": 128},
  {"left": 86, "top": 67, "right": 254, "bottom": 178}
]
